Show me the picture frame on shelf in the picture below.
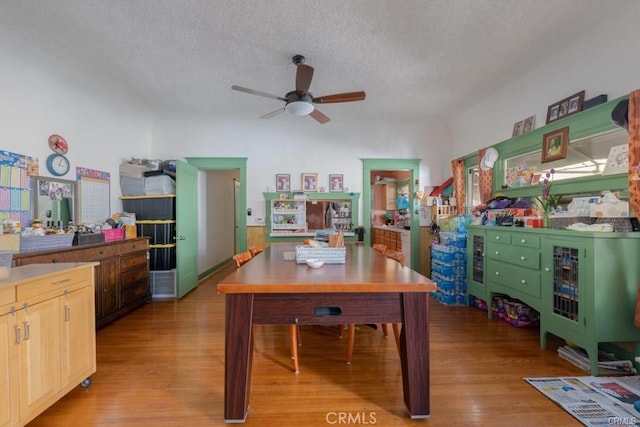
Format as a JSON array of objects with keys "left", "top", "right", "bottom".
[
  {"left": 329, "top": 174, "right": 344, "bottom": 192},
  {"left": 275, "top": 174, "right": 290, "bottom": 192},
  {"left": 512, "top": 120, "right": 524, "bottom": 137},
  {"left": 522, "top": 115, "right": 536, "bottom": 133},
  {"left": 512, "top": 115, "right": 536, "bottom": 136},
  {"left": 545, "top": 90, "right": 585, "bottom": 124},
  {"left": 541, "top": 126, "right": 569, "bottom": 163},
  {"left": 301, "top": 173, "right": 318, "bottom": 192}
]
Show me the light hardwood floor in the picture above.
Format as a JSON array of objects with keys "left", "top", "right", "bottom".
[{"left": 28, "top": 263, "right": 585, "bottom": 426}]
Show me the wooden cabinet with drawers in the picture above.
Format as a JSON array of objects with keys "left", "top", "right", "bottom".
[
  {"left": 13, "top": 238, "right": 150, "bottom": 329},
  {"left": 0, "top": 263, "right": 96, "bottom": 426}
]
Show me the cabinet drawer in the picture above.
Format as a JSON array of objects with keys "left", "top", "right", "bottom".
[
  {"left": 118, "top": 239, "right": 149, "bottom": 255},
  {"left": 487, "top": 243, "right": 540, "bottom": 270},
  {"left": 120, "top": 267, "right": 148, "bottom": 290},
  {"left": 0, "top": 284, "right": 16, "bottom": 309},
  {"left": 120, "top": 252, "right": 148, "bottom": 271},
  {"left": 486, "top": 230, "right": 511, "bottom": 244},
  {"left": 512, "top": 234, "right": 540, "bottom": 249},
  {"left": 121, "top": 281, "right": 149, "bottom": 306},
  {"left": 16, "top": 267, "right": 92, "bottom": 300},
  {"left": 71, "top": 245, "right": 119, "bottom": 260},
  {"left": 488, "top": 261, "right": 540, "bottom": 298}
]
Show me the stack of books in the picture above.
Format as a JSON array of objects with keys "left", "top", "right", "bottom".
[{"left": 557, "top": 345, "right": 637, "bottom": 375}]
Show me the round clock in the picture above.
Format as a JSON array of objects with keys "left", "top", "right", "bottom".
[
  {"left": 46, "top": 153, "right": 70, "bottom": 176},
  {"left": 48, "top": 134, "right": 68, "bottom": 155}
]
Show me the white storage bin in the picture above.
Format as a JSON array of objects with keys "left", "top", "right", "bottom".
[{"left": 144, "top": 175, "right": 176, "bottom": 195}]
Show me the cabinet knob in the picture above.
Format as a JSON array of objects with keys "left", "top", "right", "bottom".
[
  {"left": 495, "top": 271, "right": 500, "bottom": 276},
  {"left": 520, "top": 256, "right": 526, "bottom": 261},
  {"left": 521, "top": 239, "right": 526, "bottom": 244},
  {"left": 521, "top": 279, "right": 527, "bottom": 284},
  {"left": 544, "top": 267, "right": 551, "bottom": 272},
  {"left": 495, "top": 236, "right": 500, "bottom": 240},
  {"left": 495, "top": 251, "right": 499, "bottom": 255}
]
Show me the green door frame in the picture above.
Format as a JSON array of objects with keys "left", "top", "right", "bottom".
[
  {"left": 184, "top": 157, "right": 248, "bottom": 255},
  {"left": 362, "top": 158, "right": 421, "bottom": 270}
]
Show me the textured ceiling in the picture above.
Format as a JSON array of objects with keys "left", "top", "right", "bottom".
[{"left": 0, "top": 0, "right": 633, "bottom": 124}]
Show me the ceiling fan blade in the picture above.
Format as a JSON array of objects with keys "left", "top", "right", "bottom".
[
  {"left": 260, "top": 108, "right": 286, "bottom": 119},
  {"left": 313, "top": 91, "right": 366, "bottom": 104},
  {"left": 295, "top": 64, "right": 314, "bottom": 93},
  {"left": 309, "top": 108, "right": 330, "bottom": 124},
  {"left": 231, "top": 85, "right": 286, "bottom": 101}
]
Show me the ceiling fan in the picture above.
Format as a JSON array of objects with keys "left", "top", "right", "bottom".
[{"left": 231, "top": 54, "right": 366, "bottom": 124}]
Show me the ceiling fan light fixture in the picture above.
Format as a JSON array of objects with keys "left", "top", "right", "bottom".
[{"left": 285, "top": 101, "right": 314, "bottom": 116}]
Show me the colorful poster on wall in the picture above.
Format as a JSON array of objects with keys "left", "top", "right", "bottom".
[
  {"left": 77, "top": 167, "right": 110, "bottom": 225},
  {"left": 0, "top": 150, "right": 33, "bottom": 226}
]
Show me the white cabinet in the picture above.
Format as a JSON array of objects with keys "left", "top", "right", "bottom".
[
  {"left": 0, "top": 263, "right": 96, "bottom": 427},
  {"left": 270, "top": 200, "right": 307, "bottom": 235}
]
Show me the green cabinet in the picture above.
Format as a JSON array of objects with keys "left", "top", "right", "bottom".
[{"left": 467, "top": 225, "right": 640, "bottom": 375}]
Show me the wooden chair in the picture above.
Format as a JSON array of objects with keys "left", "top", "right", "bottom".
[
  {"left": 232, "top": 251, "right": 253, "bottom": 267},
  {"left": 372, "top": 243, "right": 387, "bottom": 255},
  {"left": 233, "top": 249, "right": 301, "bottom": 373},
  {"left": 248, "top": 244, "right": 264, "bottom": 257},
  {"left": 346, "top": 249, "right": 403, "bottom": 363}
]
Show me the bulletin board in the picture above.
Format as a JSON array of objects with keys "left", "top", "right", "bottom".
[
  {"left": 0, "top": 150, "right": 33, "bottom": 226},
  {"left": 77, "top": 167, "right": 110, "bottom": 225}
]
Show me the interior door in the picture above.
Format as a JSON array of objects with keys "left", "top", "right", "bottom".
[
  {"left": 233, "top": 179, "right": 241, "bottom": 253},
  {"left": 176, "top": 160, "right": 199, "bottom": 298}
]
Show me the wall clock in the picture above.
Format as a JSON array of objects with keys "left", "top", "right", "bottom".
[
  {"left": 48, "top": 134, "right": 69, "bottom": 155},
  {"left": 46, "top": 153, "right": 70, "bottom": 176}
]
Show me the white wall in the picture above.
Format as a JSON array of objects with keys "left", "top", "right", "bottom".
[
  {"left": 451, "top": 3, "right": 640, "bottom": 159},
  {"left": 151, "top": 113, "right": 451, "bottom": 226},
  {"left": 199, "top": 170, "right": 239, "bottom": 270},
  {"left": 0, "top": 25, "right": 153, "bottom": 216}
]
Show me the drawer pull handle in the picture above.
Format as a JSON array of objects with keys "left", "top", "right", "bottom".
[
  {"left": 23, "top": 321, "right": 30, "bottom": 341},
  {"left": 65, "top": 305, "right": 71, "bottom": 321},
  {"left": 52, "top": 278, "right": 72, "bottom": 285},
  {"left": 314, "top": 307, "right": 342, "bottom": 317},
  {"left": 15, "top": 325, "right": 21, "bottom": 344},
  {"left": 520, "top": 256, "right": 526, "bottom": 261},
  {"left": 521, "top": 279, "right": 527, "bottom": 284}
]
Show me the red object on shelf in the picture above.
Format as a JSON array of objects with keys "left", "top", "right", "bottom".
[
  {"left": 101, "top": 228, "right": 125, "bottom": 242},
  {"left": 430, "top": 177, "right": 454, "bottom": 196}
]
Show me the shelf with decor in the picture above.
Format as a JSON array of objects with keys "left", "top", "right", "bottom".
[
  {"left": 487, "top": 95, "right": 629, "bottom": 201},
  {"left": 264, "top": 192, "right": 360, "bottom": 242}
]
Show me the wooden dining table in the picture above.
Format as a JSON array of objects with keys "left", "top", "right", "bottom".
[{"left": 217, "top": 243, "right": 437, "bottom": 422}]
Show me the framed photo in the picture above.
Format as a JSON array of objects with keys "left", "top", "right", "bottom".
[
  {"left": 546, "top": 90, "right": 585, "bottom": 124},
  {"left": 541, "top": 126, "right": 569, "bottom": 163},
  {"left": 329, "top": 174, "right": 344, "bottom": 192},
  {"left": 512, "top": 120, "right": 524, "bottom": 137},
  {"left": 522, "top": 115, "right": 536, "bottom": 134},
  {"left": 275, "top": 174, "right": 290, "bottom": 192},
  {"left": 301, "top": 173, "right": 318, "bottom": 192}
]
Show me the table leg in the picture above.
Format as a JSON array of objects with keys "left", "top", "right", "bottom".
[
  {"left": 399, "top": 292, "right": 430, "bottom": 418},
  {"left": 224, "top": 293, "right": 254, "bottom": 423}
]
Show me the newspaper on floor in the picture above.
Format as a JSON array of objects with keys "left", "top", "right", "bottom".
[{"left": 525, "top": 376, "right": 640, "bottom": 426}]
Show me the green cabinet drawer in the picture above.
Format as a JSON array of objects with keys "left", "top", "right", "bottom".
[
  {"left": 488, "top": 261, "right": 541, "bottom": 298},
  {"left": 486, "top": 230, "right": 511, "bottom": 244},
  {"left": 512, "top": 234, "right": 540, "bottom": 249},
  {"left": 487, "top": 242, "right": 540, "bottom": 270}
]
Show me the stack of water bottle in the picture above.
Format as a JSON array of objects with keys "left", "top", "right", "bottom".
[{"left": 431, "top": 231, "right": 467, "bottom": 305}]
